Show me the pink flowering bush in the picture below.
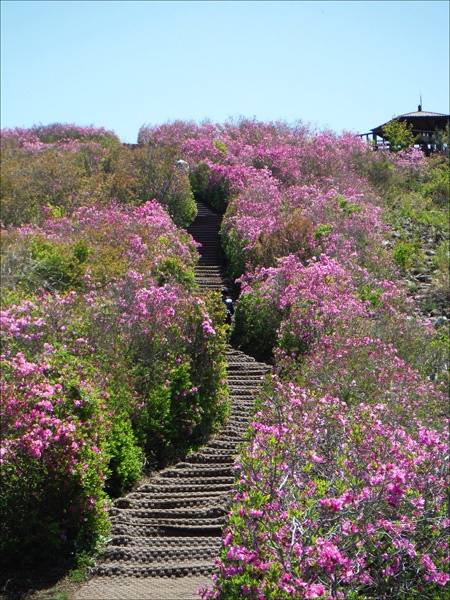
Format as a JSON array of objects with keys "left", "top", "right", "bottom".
[
  {"left": 1, "top": 200, "right": 198, "bottom": 299},
  {"left": 147, "top": 119, "right": 393, "bottom": 284},
  {"left": 1, "top": 200, "right": 228, "bottom": 567},
  {"left": 203, "top": 382, "right": 448, "bottom": 599},
  {"left": 233, "top": 252, "right": 447, "bottom": 375},
  {"left": 1, "top": 123, "right": 119, "bottom": 147},
  {"left": 1, "top": 346, "right": 112, "bottom": 565},
  {"left": 220, "top": 170, "right": 392, "bottom": 283},
  {"left": 1, "top": 123, "right": 197, "bottom": 228},
  {"left": 1, "top": 125, "right": 123, "bottom": 226},
  {"left": 231, "top": 254, "right": 378, "bottom": 361},
  {"left": 128, "top": 144, "right": 197, "bottom": 226}
]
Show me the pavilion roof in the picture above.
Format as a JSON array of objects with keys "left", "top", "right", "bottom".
[{"left": 371, "top": 107, "right": 449, "bottom": 138}]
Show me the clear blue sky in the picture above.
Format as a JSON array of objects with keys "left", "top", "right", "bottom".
[{"left": 1, "top": 0, "right": 449, "bottom": 143}]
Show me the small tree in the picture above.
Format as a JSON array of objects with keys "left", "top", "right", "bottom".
[{"left": 382, "top": 118, "right": 417, "bottom": 152}]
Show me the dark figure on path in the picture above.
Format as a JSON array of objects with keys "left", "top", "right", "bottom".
[{"left": 221, "top": 287, "right": 234, "bottom": 325}]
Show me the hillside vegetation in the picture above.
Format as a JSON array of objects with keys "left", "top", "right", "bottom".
[{"left": 1, "top": 120, "right": 449, "bottom": 598}]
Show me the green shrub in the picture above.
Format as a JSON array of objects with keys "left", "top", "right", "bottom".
[
  {"left": 155, "top": 257, "right": 196, "bottom": 288},
  {"left": 424, "top": 157, "right": 450, "bottom": 207},
  {"left": 132, "top": 145, "right": 197, "bottom": 226},
  {"left": 105, "top": 418, "right": 144, "bottom": 497},
  {"left": 231, "top": 291, "right": 282, "bottom": 361},
  {"left": 128, "top": 291, "right": 229, "bottom": 469},
  {"left": 314, "top": 223, "right": 333, "bottom": 242},
  {"left": 392, "top": 240, "right": 419, "bottom": 270},
  {"left": 356, "top": 283, "right": 383, "bottom": 308},
  {"left": 432, "top": 239, "right": 450, "bottom": 302},
  {"left": 1, "top": 235, "right": 92, "bottom": 296},
  {"left": 221, "top": 227, "right": 248, "bottom": 282},
  {"left": 28, "top": 237, "right": 91, "bottom": 292},
  {"left": 189, "top": 161, "right": 232, "bottom": 214},
  {"left": 214, "top": 139, "right": 229, "bottom": 155}
]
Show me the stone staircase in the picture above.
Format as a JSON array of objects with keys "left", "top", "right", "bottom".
[
  {"left": 185, "top": 201, "right": 239, "bottom": 300},
  {"left": 74, "top": 201, "right": 270, "bottom": 599}
]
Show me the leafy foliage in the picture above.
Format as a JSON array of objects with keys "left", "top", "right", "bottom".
[
  {"left": 0, "top": 187, "right": 227, "bottom": 569},
  {"left": 1, "top": 120, "right": 448, "bottom": 597},
  {"left": 381, "top": 118, "right": 417, "bottom": 152}
]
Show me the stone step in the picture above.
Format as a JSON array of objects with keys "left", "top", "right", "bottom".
[
  {"left": 110, "top": 520, "right": 222, "bottom": 539},
  {"left": 203, "top": 439, "right": 239, "bottom": 450},
  {"left": 102, "top": 543, "right": 220, "bottom": 564},
  {"left": 129, "top": 489, "right": 229, "bottom": 503},
  {"left": 115, "top": 495, "right": 228, "bottom": 512},
  {"left": 185, "top": 453, "right": 234, "bottom": 465},
  {"left": 158, "top": 465, "right": 233, "bottom": 478},
  {"left": 96, "top": 559, "right": 216, "bottom": 578},
  {"left": 137, "top": 481, "right": 233, "bottom": 494},
  {"left": 109, "top": 505, "right": 228, "bottom": 523},
  {"left": 110, "top": 510, "right": 227, "bottom": 528},
  {"left": 107, "top": 535, "right": 221, "bottom": 549},
  {"left": 189, "top": 446, "right": 235, "bottom": 456}
]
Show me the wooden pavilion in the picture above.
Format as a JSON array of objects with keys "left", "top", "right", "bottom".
[{"left": 359, "top": 105, "right": 449, "bottom": 152}]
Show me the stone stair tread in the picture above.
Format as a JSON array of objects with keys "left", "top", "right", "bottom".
[
  {"left": 96, "top": 560, "right": 216, "bottom": 577},
  {"left": 169, "top": 462, "right": 233, "bottom": 472},
  {"left": 110, "top": 506, "right": 228, "bottom": 519},
  {"left": 110, "top": 514, "right": 226, "bottom": 527},
  {"left": 136, "top": 482, "right": 233, "bottom": 493},
  {"left": 103, "top": 545, "right": 220, "bottom": 560},
  {"left": 126, "top": 496, "right": 228, "bottom": 508},
  {"left": 108, "top": 535, "right": 221, "bottom": 548}
]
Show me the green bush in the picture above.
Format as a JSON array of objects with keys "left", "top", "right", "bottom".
[
  {"left": 1, "top": 233, "right": 92, "bottom": 298},
  {"left": 314, "top": 223, "right": 333, "bottom": 242},
  {"left": 155, "top": 256, "right": 196, "bottom": 288},
  {"left": 392, "top": 240, "right": 419, "bottom": 270},
  {"left": 214, "top": 139, "right": 229, "bottom": 155},
  {"left": 28, "top": 237, "right": 91, "bottom": 292},
  {"left": 0, "top": 147, "right": 83, "bottom": 227},
  {"left": 189, "top": 161, "right": 232, "bottom": 214},
  {"left": 432, "top": 239, "right": 450, "bottom": 302},
  {"left": 221, "top": 231, "right": 249, "bottom": 282},
  {"left": 105, "top": 418, "right": 144, "bottom": 497},
  {"left": 424, "top": 156, "right": 450, "bottom": 207},
  {"left": 132, "top": 145, "right": 197, "bottom": 226},
  {"left": 231, "top": 291, "right": 282, "bottom": 361},
  {"left": 127, "top": 291, "right": 229, "bottom": 469}
]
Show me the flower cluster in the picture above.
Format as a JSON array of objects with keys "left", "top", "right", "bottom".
[
  {"left": 1, "top": 199, "right": 228, "bottom": 566},
  {"left": 205, "top": 382, "right": 448, "bottom": 598}
]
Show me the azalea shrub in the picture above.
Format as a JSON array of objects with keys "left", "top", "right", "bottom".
[
  {"left": 1, "top": 200, "right": 198, "bottom": 299},
  {"left": 204, "top": 255, "right": 448, "bottom": 597},
  {"left": 204, "top": 382, "right": 448, "bottom": 599},
  {"left": 1, "top": 125, "right": 122, "bottom": 227},
  {"left": 1, "top": 200, "right": 228, "bottom": 567},
  {"left": 1, "top": 124, "right": 197, "bottom": 228},
  {"left": 128, "top": 143, "right": 197, "bottom": 226},
  {"left": 1, "top": 347, "right": 112, "bottom": 565}
]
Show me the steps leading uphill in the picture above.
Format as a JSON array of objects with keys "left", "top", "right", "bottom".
[
  {"left": 74, "top": 201, "right": 270, "bottom": 600},
  {"left": 186, "top": 201, "right": 237, "bottom": 299}
]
